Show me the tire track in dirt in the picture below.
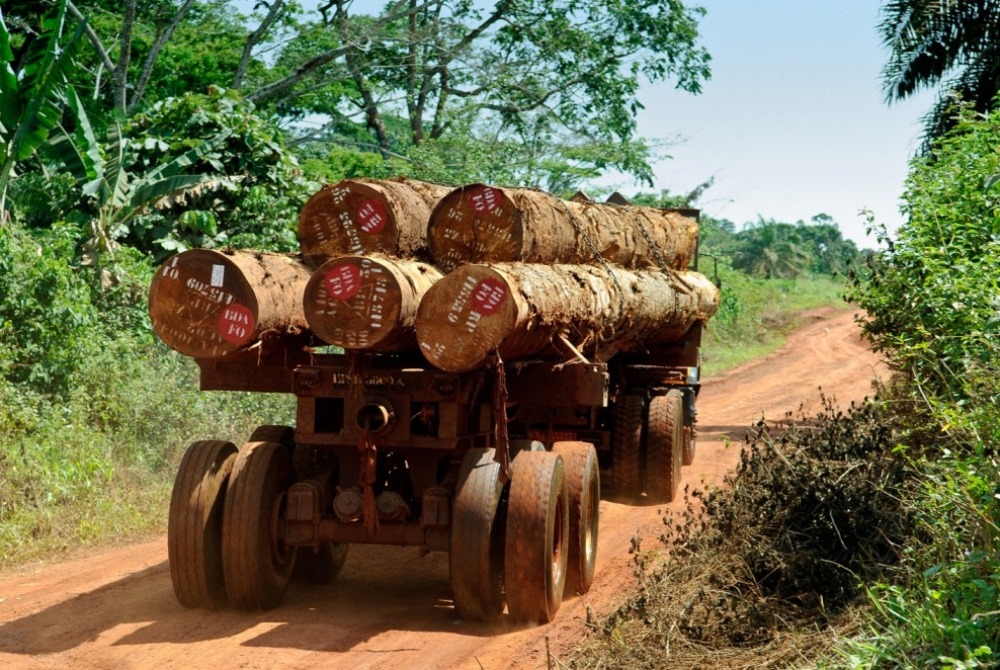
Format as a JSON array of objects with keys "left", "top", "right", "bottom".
[{"left": 0, "top": 308, "right": 885, "bottom": 670}]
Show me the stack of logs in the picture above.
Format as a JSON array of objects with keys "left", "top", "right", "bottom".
[{"left": 148, "top": 179, "right": 721, "bottom": 372}]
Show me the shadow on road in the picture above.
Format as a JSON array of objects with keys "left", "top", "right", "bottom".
[{"left": 0, "top": 545, "right": 510, "bottom": 657}]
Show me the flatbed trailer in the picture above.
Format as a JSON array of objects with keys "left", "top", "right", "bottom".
[{"left": 169, "top": 320, "right": 703, "bottom": 624}]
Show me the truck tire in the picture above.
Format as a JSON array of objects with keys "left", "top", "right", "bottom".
[
  {"left": 611, "top": 394, "right": 645, "bottom": 498},
  {"left": 552, "top": 441, "right": 599, "bottom": 596},
  {"left": 248, "top": 424, "right": 294, "bottom": 445},
  {"left": 223, "top": 440, "right": 298, "bottom": 609},
  {"left": 295, "top": 543, "right": 349, "bottom": 584},
  {"left": 168, "top": 440, "right": 238, "bottom": 609},
  {"left": 683, "top": 424, "right": 697, "bottom": 466},
  {"left": 505, "top": 451, "right": 569, "bottom": 624},
  {"left": 449, "top": 447, "right": 507, "bottom": 622},
  {"left": 646, "top": 390, "right": 684, "bottom": 502}
]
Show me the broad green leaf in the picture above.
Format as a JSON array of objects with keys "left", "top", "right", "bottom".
[
  {"left": 129, "top": 174, "right": 213, "bottom": 210},
  {"left": 51, "top": 87, "right": 103, "bottom": 184},
  {"left": 141, "top": 131, "right": 232, "bottom": 183},
  {"left": 0, "top": 5, "right": 20, "bottom": 147},
  {"left": 104, "top": 125, "right": 131, "bottom": 208},
  {"left": 8, "top": 0, "right": 86, "bottom": 163}
]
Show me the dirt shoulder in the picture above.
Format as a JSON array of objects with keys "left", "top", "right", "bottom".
[{"left": 0, "top": 307, "right": 885, "bottom": 670}]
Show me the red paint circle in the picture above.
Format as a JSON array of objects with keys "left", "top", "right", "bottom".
[
  {"left": 218, "top": 304, "right": 256, "bottom": 345},
  {"left": 356, "top": 198, "right": 388, "bottom": 234},
  {"left": 469, "top": 186, "right": 500, "bottom": 214},
  {"left": 325, "top": 262, "right": 362, "bottom": 300},
  {"left": 472, "top": 278, "right": 507, "bottom": 314}
]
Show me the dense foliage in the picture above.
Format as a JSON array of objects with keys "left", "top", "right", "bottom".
[
  {"left": 850, "top": 99, "right": 1000, "bottom": 446},
  {"left": 880, "top": 0, "right": 1000, "bottom": 145},
  {"left": 842, "top": 98, "right": 1000, "bottom": 668}
]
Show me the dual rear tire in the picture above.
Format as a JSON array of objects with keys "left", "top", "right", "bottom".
[
  {"left": 449, "top": 442, "right": 600, "bottom": 624},
  {"left": 611, "top": 389, "right": 691, "bottom": 502},
  {"left": 168, "top": 428, "right": 347, "bottom": 611}
]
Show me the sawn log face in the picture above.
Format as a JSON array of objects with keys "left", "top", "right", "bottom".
[
  {"left": 303, "top": 255, "right": 443, "bottom": 351},
  {"left": 148, "top": 249, "right": 310, "bottom": 358},
  {"left": 298, "top": 178, "right": 452, "bottom": 267}
]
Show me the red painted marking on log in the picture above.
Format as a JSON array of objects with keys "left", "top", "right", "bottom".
[
  {"left": 218, "top": 304, "right": 256, "bottom": 345},
  {"left": 472, "top": 278, "right": 507, "bottom": 314},
  {"left": 469, "top": 186, "right": 500, "bottom": 214},
  {"left": 356, "top": 198, "right": 388, "bottom": 234},
  {"left": 325, "top": 262, "right": 362, "bottom": 300}
]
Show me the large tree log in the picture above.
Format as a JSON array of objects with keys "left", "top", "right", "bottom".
[
  {"left": 298, "top": 177, "right": 452, "bottom": 266},
  {"left": 149, "top": 249, "right": 310, "bottom": 358},
  {"left": 303, "top": 255, "right": 443, "bottom": 351},
  {"left": 427, "top": 184, "right": 700, "bottom": 271},
  {"left": 415, "top": 263, "right": 720, "bottom": 373}
]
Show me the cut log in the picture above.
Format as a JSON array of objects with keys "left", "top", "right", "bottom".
[
  {"left": 303, "top": 255, "right": 443, "bottom": 351},
  {"left": 298, "top": 178, "right": 452, "bottom": 266},
  {"left": 416, "top": 263, "right": 720, "bottom": 373},
  {"left": 149, "top": 249, "right": 310, "bottom": 359},
  {"left": 427, "top": 184, "right": 699, "bottom": 271}
]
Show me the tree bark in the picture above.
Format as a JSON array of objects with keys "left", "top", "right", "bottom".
[
  {"left": 415, "top": 263, "right": 720, "bottom": 373},
  {"left": 427, "top": 184, "right": 700, "bottom": 272},
  {"left": 114, "top": 0, "right": 137, "bottom": 115},
  {"left": 149, "top": 249, "right": 311, "bottom": 359},
  {"left": 303, "top": 255, "right": 443, "bottom": 351},
  {"left": 298, "top": 178, "right": 453, "bottom": 266}
]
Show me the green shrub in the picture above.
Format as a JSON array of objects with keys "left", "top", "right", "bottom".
[
  {"left": 0, "top": 224, "right": 101, "bottom": 394},
  {"left": 849, "top": 99, "right": 1000, "bottom": 439},
  {"left": 121, "top": 88, "right": 318, "bottom": 256}
]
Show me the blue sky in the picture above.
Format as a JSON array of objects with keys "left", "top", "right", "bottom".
[{"left": 603, "top": 1, "right": 938, "bottom": 245}]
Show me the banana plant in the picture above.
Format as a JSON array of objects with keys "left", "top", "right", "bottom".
[
  {"left": 53, "top": 86, "right": 230, "bottom": 256},
  {"left": 0, "top": 0, "right": 85, "bottom": 223}
]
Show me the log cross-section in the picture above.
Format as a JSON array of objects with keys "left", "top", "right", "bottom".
[
  {"left": 298, "top": 178, "right": 452, "bottom": 267},
  {"left": 415, "top": 263, "right": 720, "bottom": 373},
  {"left": 148, "top": 249, "right": 311, "bottom": 358},
  {"left": 303, "top": 255, "right": 443, "bottom": 351},
  {"left": 427, "top": 184, "right": 700, "bottom": 272}
]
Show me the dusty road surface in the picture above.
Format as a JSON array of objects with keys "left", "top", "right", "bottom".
[{"left": 0, "top": 308, "right": 885, "bottom": 670}]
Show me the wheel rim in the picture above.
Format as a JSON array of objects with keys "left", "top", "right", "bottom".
[{"left": 269, "top": 490, "right": 294, "bottom": 570}]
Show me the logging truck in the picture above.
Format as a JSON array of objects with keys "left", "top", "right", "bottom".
[{"left": 155, "top": 182, "right": 719, "bottom": 624}]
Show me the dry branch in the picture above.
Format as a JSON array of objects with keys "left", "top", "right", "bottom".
[
  {"left": 148, "top": 249, "right": 310, "bottom": 358},
  {"left": 416, "top": 263, "right": 720, "bottom": 372}
]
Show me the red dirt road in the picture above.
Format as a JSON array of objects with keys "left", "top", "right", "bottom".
[{"left": 0, "top": 308, "right": 885, "bottom": 670}]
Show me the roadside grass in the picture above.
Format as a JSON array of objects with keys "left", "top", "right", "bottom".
[
  {"left": 0, "top": 342, "right": 294, "bottom": 568},
  {"left": 702, "top": 270, "right": 849, "bottom": 375}
]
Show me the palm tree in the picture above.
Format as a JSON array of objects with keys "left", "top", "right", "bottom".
[
  {"left": 880, "top": 0, "right": 1000, "bottom": 145},
  {"left": 731, "top": 219, "right": 812, "bottom": 279}
]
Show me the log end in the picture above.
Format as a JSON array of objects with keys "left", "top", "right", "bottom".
[
  {"left": 148, "top": 249, "right": 260, "bottom": 359},
  {"left": 428, "top": 184, "right": 523, "bottom": 271},
  {"left": 303, "top": 256, "right": 407, "bottom": 350},
  {"left": 298, "top": 180, "right": 402, "bottom": 266},
  {"left": 416, "top": 265, "right": 518, "bottom": 372}
]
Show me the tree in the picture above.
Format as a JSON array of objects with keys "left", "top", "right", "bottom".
[
  {"left": 731, "top": 218, "right": 812, "bottom": 279},
  {"left": 0, "top": 0, "right": 85, "bottom": 221},
  {"left": 16, "top": 0, "right": 708, "bottom": 187},
  {"left": 266, "top": 0, "right": 709, "bottom": 183},
  {"left": 880, "top": 0, "right": 1000, "bottom": 144}
]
